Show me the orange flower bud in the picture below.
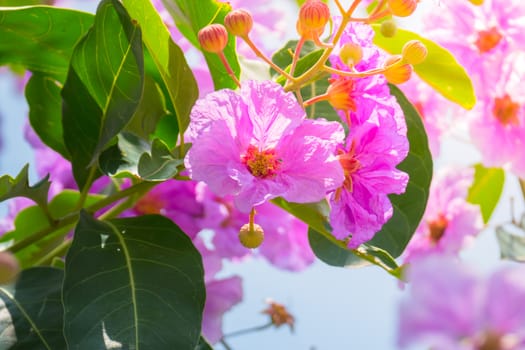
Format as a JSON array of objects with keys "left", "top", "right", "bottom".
[
  {"left": 469, "top": 0, "right": 484, "bottom": 5},
  {"left": 339, "top": 43, "right": 363, "bottom": 66},
  {"left": 380, "top": 19, "right": 397, "bottom": 38},
  {"left": 383, "top": 55, "right": 412, "bottom": 84},
  {"left": 387, "top": 0, "right": 417, "bottom": 17},
  {"left": 238, "top": 223, "right": 264, "bottom": 249},
  {"left": 299, "top": 0, "right": 330, "bottom": 31},
  {"left": 402, "top": 40, "right": 428, "bottom": 65},
  {"left": 224, "top": 9, "right": 253, "bottom": 37},
  {"left": 198, "top": 24, "right": 228, "bottom": 53}
]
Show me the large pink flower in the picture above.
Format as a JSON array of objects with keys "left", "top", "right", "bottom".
[
  {"left": 328, "top": 102, "right": 409, "bottom": 248},
  {"left": 402, "top": 167, "right": 483, "bottom": 263},
  {"left": 399, "top": 255, "right": 525, "bottom": 350},
  {"left": 185, "top": 80, "right": 345, "bottom": 213}
]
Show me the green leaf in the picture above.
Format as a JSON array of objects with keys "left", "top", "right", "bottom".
[
  {"left": 99, "top": 132, "right": 150, "bottom": 178},
  {"left": 0, "top": 164, "right": 50, "bottom": 209},
  {"left": 271, "top": 40, "right": 318, "bottom": 78},
  {"left": 496, "top": 215, "right": 525, "bottom": 262},
  {"left": 162, "top": 0, "right": 240, "bottom": 90},
  {"left": 0, "top": 267, "right": 65, "bottom": 350},
  {"left": 61, "top": 0, "right": 144, "bottom": 189},
  {"left": 25, "top": 73, "right": 70, "bottom": 158},
  {"left": 137, "top": 139, "right": 184, "bottom": 181},
  {"left": 307, "top": 228, "right": 367, "bottom": 267},
  {"left": 1, "top": 190, "right": 104, "bottom": 268},
  {"left": 467, "top": 164, "right": 505, "bottom": 223},
  {"left": 121, "top": 0, "right": 198, "bottom": 138},
  {"left": 125, "top": 75, "right": 169, "bottom": 140},
  {"left": 0, "top": 6, "right": 93, "bottom": 82},
  {"left": 372, "top": 25, "right": 476, "bottom": 109},
  {"left": 63, "top": 212, "right": 205, "bottom": 349},
  {"left": 367, "top": 84, "right": 433, "bottom": 256}
]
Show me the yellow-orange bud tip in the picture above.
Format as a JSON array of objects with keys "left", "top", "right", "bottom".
[
  {"left": 198, "top": 24, "right": 228, "bottom": 53},
  {"left": 224, "top": 9, "right": 253, "bottom": 37}
]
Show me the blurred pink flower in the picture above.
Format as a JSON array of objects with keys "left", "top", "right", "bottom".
[
  {"left": 328, "top": 103, "right": 409, "bottom": 248},
  {"left": 193, "top": 239, "right": 243, "bottom": 344},
  {"left": 402, "top": 167, "right": 483, "bottom": 263},
  {"left": 399, "top": 75, "right": 457, "bottom": 156},
  {"left": 469, "top": 51, "right": 525, "bottom": 177},
  {"left": 185, "top": 80, "right": 344, "bottom": 213},
  {"left": 198, "top": 186, "right": 315, "bottom": 270},
  {"left": 399, "top": 255, "right": 525, "bottom": 350},
  {"left": 422, "top": 0, "right": 525, "bottom": 101}
]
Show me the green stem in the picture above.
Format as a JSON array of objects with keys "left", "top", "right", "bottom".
[
  {"left": 8, "top": 181, "right": 157, "bottom": 254},
  {"left": 75, "top": 167, "right": 97, "bottom": 211},
  {"left": 519, "top": 178, "right": 525, "bottom": 201},
  {"left": 223, "top": 323, "right": 273, "bottom": 338},
  {"left": 35, "top": 239, "right": 72, "bottom": 266},
  {"left": 219, "top": 338, "right": 233, "bottom": 350}
]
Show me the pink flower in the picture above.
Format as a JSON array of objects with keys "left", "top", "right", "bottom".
[
  {"left": 422, "top": 0, "right": 525, "bottom": 101},
  {"left": 328, "top": 20, "right": 395, "bottom": 126},
  {"left": 402, "top": 167, "right": 483, "bottom": 263},
  {"left": 328, "top": 102, "right": 409, "bottom": 248},
  {"left": 399, "top": 255, "right": 525, "bottom": 350},
  {"left": 399, "top": 75, "right": 457, "bottom": 156},
  {"left": 469, "top": 51, "right": 525, "bottom": 178},
  {"left": 185, "top": 80, "right": 345, "bottom": 213}
]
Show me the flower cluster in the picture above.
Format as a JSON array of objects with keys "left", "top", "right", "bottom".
[{"left": 399, "top": 255, "right": 525, "bottom": 350}]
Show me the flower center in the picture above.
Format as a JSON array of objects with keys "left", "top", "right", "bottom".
[
  {"left": 475, "top": 27, "right": 503, "bottom": 53},
  {"left": 428, "top": 213, "right": 448, "bottom": 243},
  {"left": 134, "top": 193, "right": 165, "bottom": 215},
  {"left": 493, "top": 94, "right": 520, "bottom": 126},
  {"left": 335, "top": 142, "right": 361, "bottom": 200},
  {"left": 242, "top": 145, "right": 280, "bottom": 178}
]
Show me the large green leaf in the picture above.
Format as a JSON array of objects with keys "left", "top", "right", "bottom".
[
  {"left": 162, "top": 0, "right": 241, "bottom": 90},
  {"left": 121, "top": 0, "right": 198, "bottom": 138},
  {"left": 0, "top": 6, "right": 93, "bottom": 82},
  {"left": 63, "top": 212, "right": 205, "bottom": 349},
  {"left": 467, "top": 164, "right": 504, "bottom": 223},
  {"left": 367, "top": 84, "right": 432, "bottom": 256},
  {"left": 372, "top": 25, "right": 476, "bottom": 109},
  {"left": 0, "top": 267, "right": 65, "bottom": 350},
  {"left": 25, "top": 73, "right": 69, "bottom": 158},
  {"left": 61, "top": 0, "right": 144, "bottom": 189},
  {"left": 0, "top": 164, "right": 50, "bottom": 209}
]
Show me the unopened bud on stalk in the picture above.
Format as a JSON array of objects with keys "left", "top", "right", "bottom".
[
  {"left": 0, "top": 251, "right": 20, "bottom": 285},
  {"left": 239, "top": 223, "right": 264, "bottom": 249},
  {"left": 383, "top": 55, "right": 412, "bottom": 84},
  {"left": 224, "top": 9, "right": 253, "bottom": 37},
  {"left": 387, "top": 0, "right": 417, "bottom": 17},
  {"left": 380, "top": 19, "right": 397, "bottom": 38},
  {"left": 339, "top": 43, "right": 363, "bottom": 66},
  {"left": 298, "top": 0, "right": 330, "bottom": 32},
  {"left": 198, "top": 24, "right": 228, "bottom": 53},
  {"left": 402, "top": 40, "right": 427, "bottom": 65}
]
